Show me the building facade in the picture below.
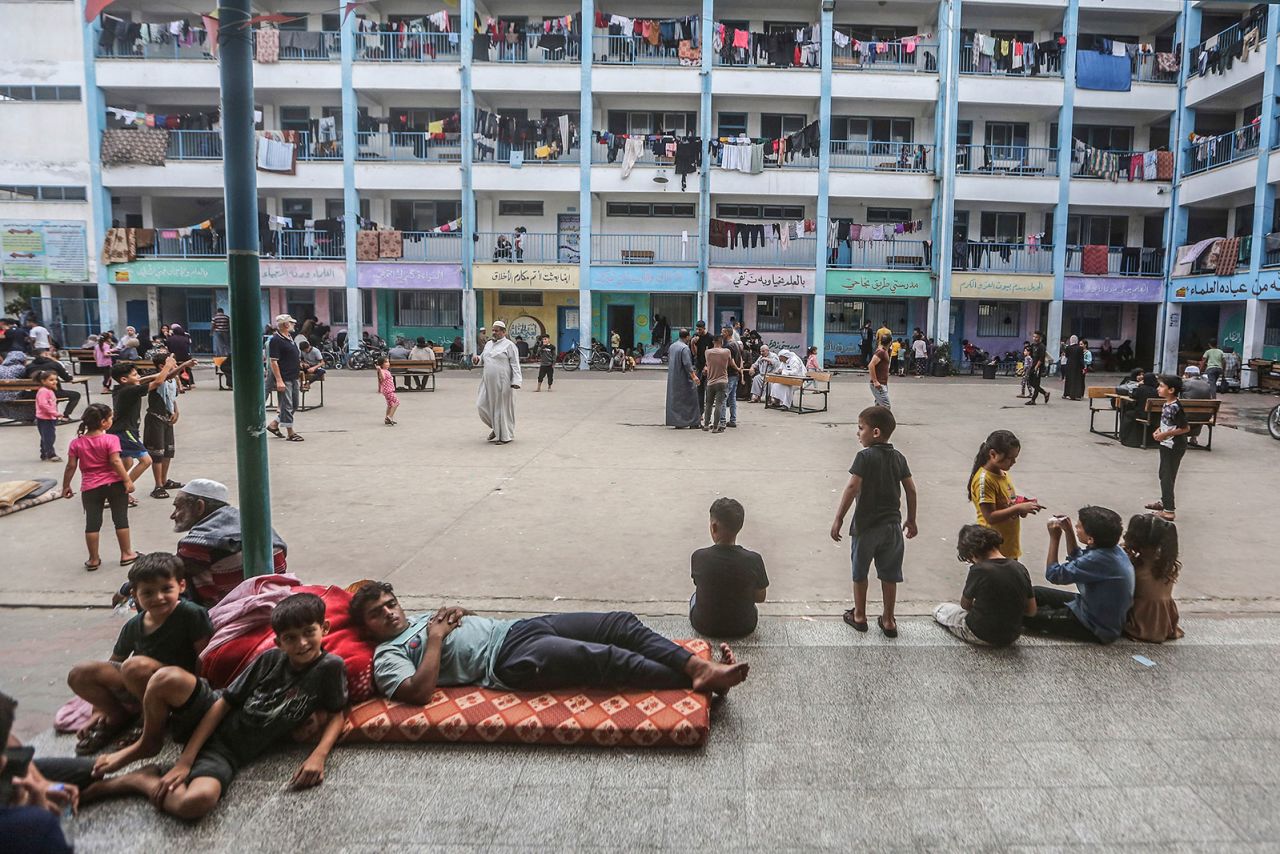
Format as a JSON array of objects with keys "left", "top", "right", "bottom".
[{"left": 2, "top": 0, "right": 1278, "bottom": 380}]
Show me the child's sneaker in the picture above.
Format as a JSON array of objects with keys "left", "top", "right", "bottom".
[{"left": 46, "top": 455, "right": 63, "bottom": 463}]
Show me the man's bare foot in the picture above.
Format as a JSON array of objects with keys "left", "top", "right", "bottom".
[
  {"left": 85, "top": 764, "right": 162, "bottom": 802},
  {"left": 688, "top": 651, "right": 749, "bottom": 695},
  {"left": 93, "top": 737, "right": 162, "bottom": 778}
]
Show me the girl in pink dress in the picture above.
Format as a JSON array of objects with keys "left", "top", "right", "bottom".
[{"left": 375, "top": 355, "right": 400, "bottom": 425}]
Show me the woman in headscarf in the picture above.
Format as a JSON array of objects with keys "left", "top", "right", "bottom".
[
  {"left": 1120, "top": 371, "right": 1159, "bottom": 447},
  {"left": 165, "top": 323, "right": 195, "bottom": 389},
  {"left": 94, "top": 331, "right": 116, "bottom": 391},
  {"left": 1061, "top": 335, "right": 1086, "bottom": 400},
  {"left": 768, "top": 349, "right": 806, "bottom": 410},
  {"left": 118, "top": 326, "right": 141, "bottom": 360}
]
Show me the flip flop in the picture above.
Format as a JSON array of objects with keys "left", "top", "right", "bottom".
[
  {"left": 842, "top": 609, "right": 868, "bottom": 632},
  {"left": 877, "top": 616, "right": 899, "bottom": 639},
  {"left": 84, "top": 559, "right": 101, "bottom": 571},
  {"left": 120, "top": 554, "right": 138, "bottom": 567},
  {"left": 163, "top": 480, "right": 184, "bottom": 489},
  {"left": 285, "top": 434, "right": 305, "bottom": 442},
  {"left": 75, "top": 718, "right": 127, "bottom": 756},
  {"left": 127, "top": 496, "right": 139, "bottom": 507},
  {"left": 267, "top": 425, "right": 284, "bottom": 438}
]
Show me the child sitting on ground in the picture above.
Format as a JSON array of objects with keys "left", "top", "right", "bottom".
[
  {"left": 689, "top": 497, "right": 769, "bottom": 638},
  {"left": 830, "top": 406, "right": 918, "bottom": 638},
  {"left": 934, "top": 525, "right": 1035, "bottom": 647},
  {"left": 1023, "top": 506, "right": 1134, "bottom": 644},
  {"left": 67, "top": 553, "right": 212, "bottom": 755},
  {"left": 968, "top": 429, "right": 1042, "bottom": 561},
  {"left": 90, "top": 592, "right": 349, "bottom": 820},
  {"left": 1122, "top": 514, "right": 1183, "bottom": 643}
]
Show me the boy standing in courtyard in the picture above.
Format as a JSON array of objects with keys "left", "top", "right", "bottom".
[{"left": 830, "top": 406, "right": 918, "bottom": 637}]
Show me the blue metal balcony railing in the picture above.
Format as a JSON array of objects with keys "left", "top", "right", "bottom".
[
  {"left": 957, "top": 145, "right": 1057, "bottom": 177},
  {"left": 953, "top": 242, "right": 1054, "bottom": 274},
  {"left": 591, "top": 35, "right": 691, "bottom": 66},
  {"left": 1132, "top": 52, "right": 1177, "bottom": 84},
  {"left": 592, "top": 233, "right": 696, "bottom": 266},
  {"left": 474, "top": 141, "right": 580, "bottom": 165},
  {"left": 709, "top": 236, "right": 817, "bottom": 268},
  {"left": 830, "top": 140, "right": 933, "bottom": 173},
  {"left": 1184, "top": 122, "right": 1262, "bottom": 175},
  {"left": 959, "top": 43, "right": 1062, "bottom": 77},
  {"left": 96, "top": 38, "right": 214, "bottom": 60},
  {"left": 276, "top": 229, "right": 344, "bottom": 259},
  {"left": 400, "top": 232, "right": 464, "bottom": 262},
  {"left": 1189, "top": 20, "right": 1265, "bottom": 79},
  {"left": 357, "top": 132, "right": 463, "bottom": 162},
  {"left": 1264, "top": 235, "right": 1280, "bottom": 268},
  {"left": 1064, "top": 246, "right": 1165, "bottom": 277},
  {"left": 356, "top": 31, "right": 460, "bottom": 62},
  {"left": 480, "top": 32, "right": 581, "bottom": 63},
  {"left": 162, "top": 130, "right": 341, "bottom": 162},
  {"left": 831, "top": 41, "right": 938, "bottom": 72},
  {"left": 827, "top": 239, "right": 931, "bottom": 271},
  {"left": 277, "top": 31, "right": 341, "bottom": 61},
  {"left": 1071, "top": 149, "right": 1153, "bottom": 180},
  {"left": 139, "top": 233, "right": 226, "bottom": 258},
  {"left": 135, "top": 229, "right": 343, "bottom": 260},
  {"left": 476, "top": 232, "right": 579, "bottom": 264}
]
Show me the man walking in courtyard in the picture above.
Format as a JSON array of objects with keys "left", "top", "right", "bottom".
[
  {"left": 474, "top": 320, "right": 521, "bottom": 444},
  {"left": 666, "top": 328, "right": 701, "bottom": 428},
  {"left": 266, "top": 315, "right": 304, "bottom": 442}
]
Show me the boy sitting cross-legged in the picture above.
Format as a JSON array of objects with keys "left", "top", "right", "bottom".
[
  {"left": 90, "top": 592, "right": 349, "bottom": 820},
  {"left": 67, "top": 553, "right": 213, "bottom": 756}
]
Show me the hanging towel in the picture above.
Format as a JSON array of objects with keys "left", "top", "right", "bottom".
[
  {"left": 255, "top": 28, "right": 279, "bottom": 63},
  {"left": 621, "top": 137, "right": 644, "bottom": 179},
  {"left": 378, "top": 229, "right": 403, "bottom": 259},
  {"left": 356, "top": 230, "right": 380, "bottom": 261},
  {"left": 1076, "top": 51, "right": 1131, "bottom": 92}
]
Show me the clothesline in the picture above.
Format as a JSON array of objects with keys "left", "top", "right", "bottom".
[{"left": 709, "top": 218, "right": 818, "bottom": 250}]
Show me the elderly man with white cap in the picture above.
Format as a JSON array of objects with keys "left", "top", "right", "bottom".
[
  {"left": 1181, "top": 364, "right": 1212, "bottom": 446},
  {"left": 472, "top": 319, "right": 522, "bottom": 444},
  {"left": 266, "top": 313, "right": 303, "bottom": 442}
]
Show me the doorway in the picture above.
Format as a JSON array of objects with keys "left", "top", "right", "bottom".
[
  {"left": 557, "top": 305, "right": 579, "bottom": 353},
  {"left": 714, "top": 295, "right": 743, "bottom": 333},
  {"left": 607, "top": 304, "right": 635, "bottom": 350},
  {"left": 1178, "top": 303, "right": 1221, "bottom": 357},
  {"left": 125, "top": 300, "right": 149, "bottom": 342},
  {"left": 1135, "top": 303, "right": 1159, "bottom": 370},
  {"left": 185, "top": 291, "right": 215, "bottom": 353}
]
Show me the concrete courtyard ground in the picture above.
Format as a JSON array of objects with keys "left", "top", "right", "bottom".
[{"left": 2, "top": 367, "right": 1278, "bottom": 849}]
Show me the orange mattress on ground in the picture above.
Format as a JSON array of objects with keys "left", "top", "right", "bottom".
[{"left": 340, "top": 639, "right": 712, "bottom": 748}]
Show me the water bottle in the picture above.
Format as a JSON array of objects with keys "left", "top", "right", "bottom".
[{"left": 50, "top": 784, "right": 75, "bottom": 849}]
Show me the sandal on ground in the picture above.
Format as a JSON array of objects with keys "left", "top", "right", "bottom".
[
  {"left": 163, "top": 480, "right": 184, "bottom": 489},
  {"left": 877, "top": 616, "right": 899, "bottom": 639},
  {"left": 120, "top": 554, "right": 138, "bottom": 567},
  {"left": 83, "top": 559, "right": 102, "bottom": 572},
  {"left": 1144, "top": 501, "right": 1164, "bottom": 511},
  {"left": 842, "top": 609, "right": 868, "bottom": 632},
  {"left": 127, "top": 496, "right": 139, "bottom": 508},
  {"left": 384, "top": 418, "right": 396, "bottom": 426},
  {"left": 285, "top": 434, "right": 304, "bottom": 442},
  {"left": 75, "top": 718, "right": 126, "bottom": 756},
  {"left": 150, "top": 487, "right": 169, "bottom": 499},
  {"left": 108, "top": 725, "right": 144, "bottom": 752},
  {"left": 267, "top": 424, "right": 284, "bottom": 438},
  {"left": 1156, "top": 511, "right": 1176, "bottom": 521}
]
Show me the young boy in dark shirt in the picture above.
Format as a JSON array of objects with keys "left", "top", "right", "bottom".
[
  {"left": 934, "top": 525, "right": 1035, "bottom": 646},
  {"left": 109, "top": 356, "right": 193, "bottom": 492},
  {"left": 830, "top": 406, "right": 918, "bottom": 637},
  {"left": 689, "top": 497, "right": 769, "bottom": 638},
  {"left": 67, "top": 553, "right": 212, "bottom": 755},
  {"left": 90, "top": 593, "right": 349, "bottom": 820}
]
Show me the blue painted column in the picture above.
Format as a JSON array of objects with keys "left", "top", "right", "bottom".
[
  {"left": 932, "top": 0, "right": 961, "bottom": 342},
  {"left": 577, "top": 0, "right": 594, "bottom": 367},
  {"left": 813, "top": 2, "right": 833, "bottom": 363},
  {"left": 698, "top": 0, "right": 713, "bottom": 327},
  {"left": 460, "top": 0, "right": 478, "bottom": 353},
  {"left": 1160, "top": 1, "right": 1202, "bottom": 373},
  {"left": 1048, "top": 0, "right": 1079, "bottom": 345},
  {"left": 1242, "top": 5, "right": 1280, "bottom": 382},
  {"left": 82, "top": 4, "right": 117, "bottom": 334},
  {"left": 340, "top": 11, "right": 360, "bottom": 343}
]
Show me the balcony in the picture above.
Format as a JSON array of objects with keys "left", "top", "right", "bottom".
[
  {"left": 713, "top": 33, "right": 820, "bottom": 69},
  {"left": 474, "top": 141, "right": 580, "bottom": 165},
  {"left": 163, "top": 130, "right": 342, "bottom": 162},
  {"left": 1188, "top": 20, "right": 1265, "bottom": 79},
  {"left": 1071, "top": 150, "right": 1153, "bottom": 181},
  {"left": 1263, "top": 234, "right": 1280, "bottom": 268},
  {"left": 957, "top": 146, "right": 1057, "bottom": 177},
  {"left": 97, "top": 29, "right": 340, "bottom": 61},
  {"left": 592, "top": 234, "right": 696, "bottom": 266},
  {"left": 832, "top": 41, "right": 938, "bottom": 73},
  {"left": 591, "top": 35, "right": 690, "bottom": 66},
  {"left": 952, "top": 242, "right": 1054, "bottom": 275},
  {"left": 828, "top": 239, "right": 930, "bottom": 271},
  {"left": 1132, "top": 53, "right": 1178, "bottom": 84},
  {"left": 1184, "top": 123, "right": 1261, "bottom": 176},
  {"left": 476, "top": 232, "right": 578, "bottom": 264},
  {"left": 1064, "top": 246, "right": 1165, "bottom": 277},
  {"left": 358, "top": 132, "right": 463, "bottom": 162},
  {"left": 830, "top": 141, "right": 933, "bottom": 173},
  {"left": 139, "top": 232, "right": 225, "bottom": 258},
  {"left": 709, "top": 237, "right": 817, "bottom": 268},
  {"left": 136, "top": 229, "right": 343, "bottom": 260},
  {"left": 479, "top": 32, "right": 582, "bottom": 64},
  {"left": 959, "top": 44, "right": 1062, "bottom": 78},
  {"left": 357, "top": 32, "right": 459, "bottom": 63},
  {"left": 401, "top": 232, "right": 463, "bottom": 262}
]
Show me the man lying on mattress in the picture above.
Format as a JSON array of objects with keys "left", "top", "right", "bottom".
[{"left": 349, "top": 581, "right": 749, "bottom": 702}]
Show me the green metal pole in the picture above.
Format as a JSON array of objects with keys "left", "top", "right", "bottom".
[{"left": 217, "top": 0, "right": 273, "bottom": 577}]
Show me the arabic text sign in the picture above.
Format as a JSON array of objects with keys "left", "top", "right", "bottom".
[
  {"left": 825, "top": 270, "right": 932, "bottom": 298},
  {"left": 1063, "top": 276, "right": 1163, "bottom": 303},
  {"left": 951, "top": 275, "right": 1054, "bottom": 301},
  {"left": 358, "top": 263, "right": 463, "bottom": 290},
  {"left": 473, "top": 263, "right": 579, "bottom": 290},
  {"left": 1, "top": 220, "right": 88, "bottom": 283},
  {"left": 589, "top": 265, "right": 698, "bottom": 292},
  {"left": 1168, "top": 273, "right": 1266, "bottom": 303},
  {"left": 708, "top": 267, "right": 816, "bottom": 294},
  {"left": 109, "top": 259, "right": 347, "bottom": 288}
]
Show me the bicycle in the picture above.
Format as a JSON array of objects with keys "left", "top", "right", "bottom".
[
  {"left": 1269, "top": 402, "right": 1280, "bottom": 440},
  {"left": 561, "top": 343, "right": 611, "bottom": 371}
]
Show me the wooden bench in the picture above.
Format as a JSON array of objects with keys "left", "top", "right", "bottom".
[
  {"left": 1134, "top": 397, "right": 1221, "bottom": 450},
  {"left": 213, "top": 356, "right": 231, "bottom": 390},
  {"left": 1087, "top": 386, "right": 1125, "bottom": 438},
  {"left": 113, "top": 359, "right": 159, "bottom": 377},
  {"left": 266, "top": 374, "right": 324, "bottom": 412},
  {"left": 620, "top": 249, "right": 655, "bottom": 265},
  {"left": 67, "top": 348, "right": 97, "bottom": 375},
  {"left": 0, "top": 380, "right": 75, "bottom": 426},
  {"left": 387, "top": 358, "right": 440, "bottom": 392},
  {"left": 766, "top": 371, "right": 831, "bottom": 414}
]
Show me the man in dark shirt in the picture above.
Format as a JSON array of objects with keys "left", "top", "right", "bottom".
[
  {"left": 830, "top": 406, "right": 918, "bottom": 637},
  {"left": 266, "top": 314, "right": 303, "bottom": 441},
  {"left": 24, "top": 348, "right": 80, "bottom": 418},
  {"left": 109, "top": 355, "right": 193, "bottom": 487},
  {"left": 210, "top": 307, "right": 231, "bottom": 357},
  {"left": 1025, "top": 331, "right": 1050, "bottom": 405},
  {"left": 689, "top": 498, "right": 769, "bottom": 637},
  {"left": 0, "top": 318, "right": 28, "bottom": 355},
  {"left": 691, "top": 320, "right": 714, "bottom": 405}
]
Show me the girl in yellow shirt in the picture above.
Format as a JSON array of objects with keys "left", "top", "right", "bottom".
[{"left": 967, "top": 430, "right": 1042, "bottom": 559}]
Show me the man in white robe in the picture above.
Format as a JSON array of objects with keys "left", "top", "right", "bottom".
[
  {"left": 768, "top": 349, "right": 806, "bottom": 410},
  {"left": 473, "top": 320, "right": 522, "bottom": 444},
  {"left": 749, "top": 346, "right": 780, "bottom": 401}
]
